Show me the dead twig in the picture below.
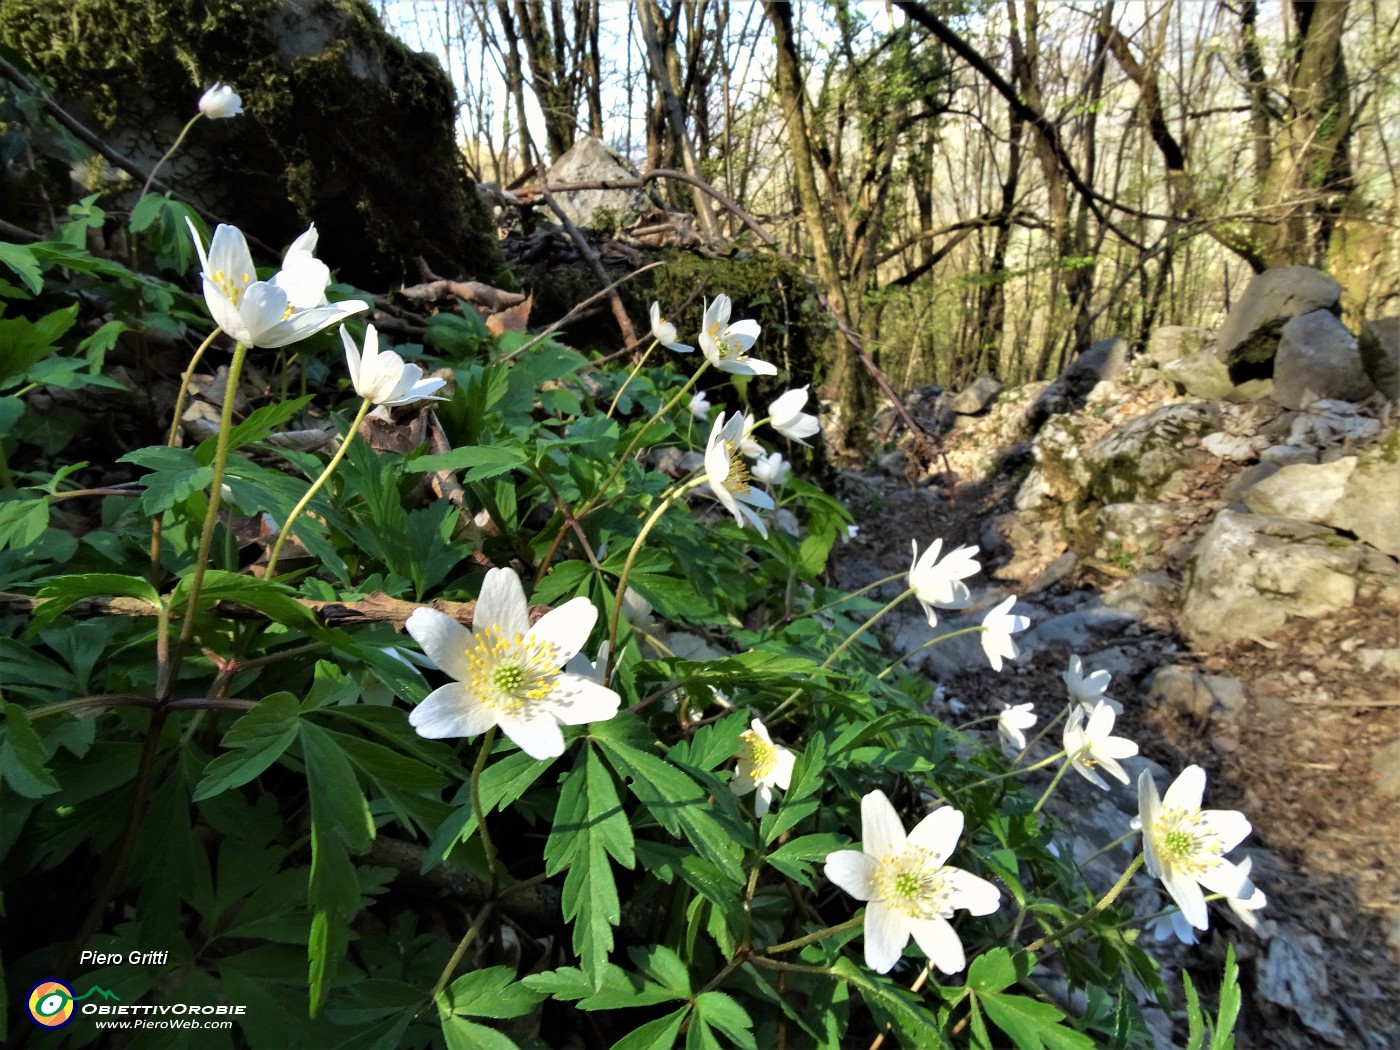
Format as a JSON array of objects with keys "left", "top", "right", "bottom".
[{"left": 535, "top": 178, "right": 637, "bottom": 345}]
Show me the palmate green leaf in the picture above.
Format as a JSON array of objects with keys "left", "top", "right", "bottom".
[
  {"left": 1212, "top": 943, "right": 1241, "bottom": 1050},
  {"left": 694, "top": 991, "right": 757, "bottom": 1050},
  {"left": 609, "top": 1006, "right": 688, "bottom": 1050},
  {"left": 425, "top": 748, "right": 551, "bottom": 865},
  {"left": 29, "top": 572, "right": 160, "bottom": 631},
  {"left": 0, "top": 302, "right": 77, "bottom": 385},
  {"left": 593, "top": 713, "right": 744, "bottom": 885},
  {"left": 197, "top": 395, "right": 314, "bottom": 462},
  {"left": 0, "top": 703, "right": 59, "bottom": 797},
  {"left": 522, "top": 964, "right": 678, "bottom": 1011},
  {"left": 192, "top": 693, "right": 301, "bottom": 802},
  {"left": 307, "top": 820, "right": 360, "bottom": 1018},
  {"left": 440, "top": 966, "right": 546, "bottom": 1020},
  {"left": 545, "top": 748, "right": 631, "bottom": 984},
  {"left": 978, "top": 989, "right": 1096, "bottom": 1050},
  {"left": 966, "top": 946, "right": 1029, "bottom": 994},
  {"left": 762, "top": 732, "right": 828, "bottom": 845},
  {"left": 403, "top": 444, "right": 526, "bottom": 483},
  {"left": 118, "top": 444, "right": 215, "bottom": 515},
  {"left": 439, "top": 1015, "right": 521, "bottom": 1050},
  {"left": 0, "top": 241, "right": 42, "bottom": 294},
  {"left": 171, "top": 570, "right": 321, "bottom": 631},
  {"left": 831, "top": 957, "right": 944, "bottom": 1049},
  {"left": 627, "top": 945, "right": 691, "bottom": 997},
  {"left": 764, "top": 832, "right": 848, "bottom": 885}
]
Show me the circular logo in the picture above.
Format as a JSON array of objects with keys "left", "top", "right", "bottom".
[{"left": 28, "top": 980, "right": 76, "bottom": 1028}]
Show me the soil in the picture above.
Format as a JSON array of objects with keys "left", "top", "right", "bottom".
[{"left": 835, "top": 418, "right": 1400, "bottom": 1049}]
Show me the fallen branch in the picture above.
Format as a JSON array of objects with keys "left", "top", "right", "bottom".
[
  {"left": 402, "top": 261, "right": 527, "bottom": 311},
  {"left": 536, "top": 180, "right": 637, "bottom": 345}
]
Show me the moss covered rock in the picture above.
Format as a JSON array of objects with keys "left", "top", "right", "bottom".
[{"left": 0, "top": 0, "right": 499, "bottom": 285}]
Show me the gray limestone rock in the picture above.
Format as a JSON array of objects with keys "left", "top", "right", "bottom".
[
  {"left": 1082, "top": 403, "right": 1220, "bottom": 504},
  {"left": 547, "top": 137, "right": 649, "bottom": 230},
  {"left": 1358, "top": 318, "right": 1400, "bottom": 401},
  {"left": 1241, "top": 457, "right": 1358, "bottom": 522},
  {"left": 951, "top": 373, "right": 1002, "bottom": 415},
  {"left": 1180, "top": 510, "right": 1364, "bottom": 649},
  {"left": 1162, "top": 349, "right": 1235, "bottom": 400},
  {"left": 1327, "top": 429, "right": 1400, "bottom": 557},
  {"left": 1146, "top": 666, "right": 1247, "bottom": 719},
  {"left": 1146, "top": 325, "right": 1215, "bottom": 366},
  {"left": 1273, "top": 311, "right": 1376, "bottom": 409},
  {"left": 1216, "top": 266, "right": 1342, "bottom": 368},
  {"left": 1257, "top": 927, "right": 1348, "bottom": 1045}
]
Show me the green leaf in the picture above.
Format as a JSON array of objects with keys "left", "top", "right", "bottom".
[
  {"left": 762, "top": 733, "right": 828, "bottom": 845},
  {"left": 695, "top": 991, "right": 757, "bottom": 1050},
  {"left": 440, "top": 966, "right": 545, "bottom": 1019},
  {"left": 192, "top": 693, "right": 301, "bottom": 801},
  {"left": 197, "top": 395, "right": 315, "bottom": 463},
  {"left": 171, "top": 570, "right": 320, "bottom": 630},
  {"left": 831, "top": 958, "right": 941, "bottom": 1048},
  {"left": 979, "top": 989, "right": 1095, "bottom": 1050},
  {"left": 307, "top": 821, "right": 359, "bottom": 1018},
  {"left": 764, "top": 832, "right": 848, "bottom": 884},
  {"left": 299, "top": 721, "right": 375, "bottom": 854},
  {"left": 609, "top": 1006, "right": 689, "bottom": 1050},
  {"left": 0, "top": 703, "right": 59, "bottom": 797},
  {"left": 403, "top": 445, "right": 526, "bottom": 483},
  {"left": 966, "top": 946, "right": 1025, "bottom": 995},
  {"left": 118, "top": 444, "right": 216, "bottom": 515},
  {"left": 29, "top": 573, "right": 160, "bottom": 630},
  {"left": 439, "top": 1014, "right": 521, "bottom": 1050},
  {"left": 0, "top": 303, "right": 77, "bottom": 385},
  {"left": 0, "top": 242, "right": 42, "bottom": 294},
  {"left": 1211, "top": 943, "right": 1240, "bottom": 1050},
  {"left": 628, "top": 945, "right": 691, "bottom": 997},
  {"left": 522, "top": 965, "right": 679, "bottom": 1010}
]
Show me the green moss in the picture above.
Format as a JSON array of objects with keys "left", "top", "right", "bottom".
[{"left": 0, "top": 0, "right": 500, "bottom": 284}]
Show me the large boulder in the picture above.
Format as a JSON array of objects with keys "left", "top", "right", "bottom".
[
  {"left": 1358, "top": 318, "right": 1400, "bottom": 401},
  {"left": 1146, "top": 326, "right": 1215, "bottom": 366},
  {"left": 1272, "top": 311, "right": 1376, "bottom": 409},
  {"left": 1180, "top": 510, "right": 1366, "bottom": 649},
  {"left": 1081, "top": 402, "right": 1219, "bottom": 504},
  {"left": 1327, "top": 429, "right": 1400, "bottom": 558},
  {"left": 1162, "top": 349, "right": 1235, "bottom": 400},
  {"left": 0, "top": 0, "right": 500, "bottom": 286},
  {"left": 1216, "top": 266, "right": 1342, "bottom": 371},
  {"left": 546, "top": 137, "right": 650, "bottom": 231},
  {"left": 951, "top": 373, "right": 1002, "bottom": 415}
]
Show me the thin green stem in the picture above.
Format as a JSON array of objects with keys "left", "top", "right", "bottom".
[
  {"left": 166, "top": 329, "right": 222, "bottom": 447},
  {"left": 767, "top": 586, "right": 915, "bottom": 723},
  {"left": 763, "top": 914, "right": 864, "bottom": 955},
  {"left": 1031, "top": 755, "right": 1075, "bottom": 814},
  {"left": 264, "top": 397, "right": 372, "bottom": 578},
  {"left": 606, "top": 337, "right": 659, "bottom": 418},
  {"left": 138, "top": 114, "right": 201, "bottom": 201},
  {"left": 947, "top": 749, "right": 1068, "bottom": 795},
  {"left": 1022, "top": 853, "right": 1145, "bottom": 953},
  {"left": 605, "top": 478, "right": 703, "bottom": 675},
  {"left": 472, "top": 726, "right": 501, "bottom": 893},
  {"left": 584, "top": 360, "right": 711, "bottom": 517},
  {"left": 168, "top": 341, "right": 249, "bottom": 694},
  {"left": 875, "top": 624, "right": 986, "bottom": 680},
  {"left": 420, "top": 902, "right": 496, "bottom": 1018}
]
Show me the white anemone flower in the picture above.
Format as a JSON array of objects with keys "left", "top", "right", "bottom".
[
  {"left": 1063, "top": 701, "right": 1138, "bottom": 789},
  {"left": 1225, "top": 856, "right": 1268, "bottom": 930},
  {"left": 698, "top": 295, "right": 776, "bottom": 376},
  {"left": 649, "top": 301, "right": 693, "bottom": 353},
  {"left": 1062, "top": 654, "right": 1121, "bottom": 715},
  {"left": 405, "top": 568, "right": 622, "bottom": 760},
  {"left": 186, "top": 219, "right": 366, "bottom": 348},
  {"left": 274, "top": 224, "right": 332, "bottom": 309},
  {"left": 769, "top": 386, "right": 821, "bottom": 444},
  {"left": 1147, "top": 908, "right": 1199, "bottom": 946},
  {"left": 704, "top": 411, "right": 774, "bottom": 537},
  {"left": 342, "top": 325, "right": 447, "bottom": 407},
  {"left": 908, "top": 539, "right": 979, "bottom": 626},
  {"left": 997, "top": 702, "right": 1035, "bottom": 753},
  {"left": 198, "top": 82, "right": 243, "bottom": 120},
  {"left": 980, "top": 595, "right": 1029, "bottom": 672},
  {"left": 730, "top": 718, "right": 796, "bottom": 816},
  {"left": 738, "top": 413, "right": 764, "bottom": 458},
  {"left": 752, "top": 452, "right": 790, "bottom": 487},
  {"left": 687, "top": 390, "right": 711, "bottom": 420},
  {"left": 565, "top": 641, "right": 610, "bottom": 684},
  {"left": 1137, "top": 765, "right": 1252, "bottom": 930},
  {"left": 825, "top": 790, "right": 1001, "bottom": 975}
]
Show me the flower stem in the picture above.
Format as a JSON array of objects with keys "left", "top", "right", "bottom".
[
  {"left": 763, "top": 914, "right": 864, "bottom": 955},
  {"left": 606, "top": 337, "right": 659, "bottom": 418},
  {"left": 1031, "top": 755, "right": 1075, "bottom": 814},
  {"left": 875, "top": 623, "right": 986, "bottom": 680},
  {"left": 472, "top": 726, "right": 501, "bottom": 893},
  {"left": 605, "top": 479, "right": 704, "bottom": 675},
  {"left": 768, "top": 586, "right": 915, "bottom": 722},
  {"left": 137, "top": 114, "right": 201, "bottom": 203},
  {"left": 1022, "top": 853, "right": 1145, "bottom": 953},
  {"left": 947, "top": 749, "right": 1068, "bottom": 795},
  {"left": 420, "top": 901, "right": 495, "bottom": 1019},
  {"left": 264, "top": 397, "right": 372, "bottom": 578},
  {"left": 167, "top": 341, "right": 249, "bottom": 695},
  {"left": 586, "top": 360, "right": 711, "bottom": 516}
]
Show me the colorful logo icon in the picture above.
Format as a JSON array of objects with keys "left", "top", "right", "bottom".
[{"left": 27, "top": 980, "right": 76, "bottom": 1028}]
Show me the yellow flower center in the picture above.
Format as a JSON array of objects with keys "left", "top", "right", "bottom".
[
  {"left": 212, "top": 269, "right": 251, "bottom": 306},
  {"left": 741, "top": 730, "right": 777, "bottom": 780},
  {"left": 874, "top": 845, "right": 954, "bottom": 920},
  {"left": 1152, "top": 807, "right": 1225, "bottom": 878},
  {"left": 465, "top": 625, "right": 563, "bottom": 715},
  {"left": 723, "top": 440, "right": 752, "bottom": 495}
]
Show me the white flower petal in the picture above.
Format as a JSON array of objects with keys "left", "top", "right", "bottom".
[
  {"left": 1203, "top": 809, "right": 1253, "bottom": 853},
  {"left": 408, "top": 684, "right": 497, "bottom": 738},
  {"left": 906, "top": 807, "right": 963, "bottom": 865},
  {"left": 861, "top": 790, "right": 907, "bottom": 858},
  {"left": 475, "top": 568, "right": 531, "bottom": 640},
  {"left": 825, "top": 850, "right": 877, "bottom": 900},
  {"left": 863, "top": 901, "right": 910, "bottom": 974},
  {"left": 405, "top": 607, "right": 475, "bottom": 682},
  {"left": 943, "top": 867, "right": 1001, "bottom": 916},
  {"left": 1137, "top": 770, "right": 1163, "bottom": 877},
  {"left": 1163, "top": 869, "right": 1209, "bottom": 930},
  {"left": 548, "top": 675, "right": 621, "bottom": 726},
  {"left": 497, "top": 712, "right": 567, "bottom": 760},
  {"left": 1162, "top": 765, "right": 1207, "bottom": 812},
  {"left": 527, "top": 596, "right": 597, "bottom": 666},
  {"left": 909, "top": 917, "right": 966, "bottom": 975}
]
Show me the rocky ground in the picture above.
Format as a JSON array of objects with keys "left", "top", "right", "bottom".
[{"left": 828, "top": 363, "right": 1400, "bottom": 1048}]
